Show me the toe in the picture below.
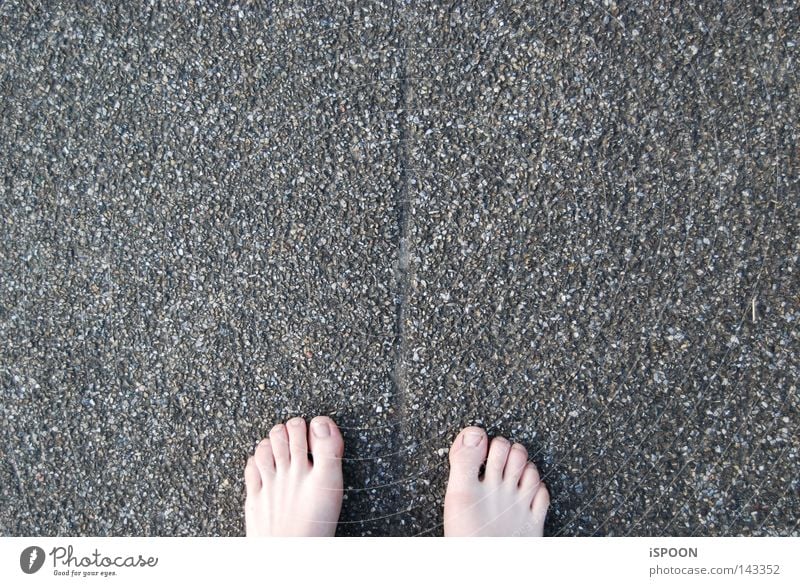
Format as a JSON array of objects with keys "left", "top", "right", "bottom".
[
  {"left": 269, "top": 423, "right": 290, "bottom": 469},
  {"left": 308, "top": 416, "right": 344, "bottom": 471},
  {"left": 254, "top": 438, "right": 276, "bottom": 478},
  {"left": 447, "top": 426, "right": 488, "bottom": 491},
  {"left": 484, "top": 436, "right": 511, "bottom": 483},
  {"left": 531, "top": 482, "right": 550, "bottom": 532},
  {"left": 286, "top": 417, "right": 310, "bottom": 468},
  {"left": 244, "top": 456, "right": 261, "bottom": 495},
  {"left": 519, "top": 462, "right": 541, "bottom": 490},
  {"left": 503, "top": 443, "right": 528, "bottom": 484}
]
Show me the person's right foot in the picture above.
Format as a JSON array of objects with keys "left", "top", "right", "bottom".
[{"left": 444, "top": 426, "right": 550, "bottom": 536}]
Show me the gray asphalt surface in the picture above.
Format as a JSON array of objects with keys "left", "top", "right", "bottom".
[{"left": 1, "top": 1, "right": 798, "bottom": 536}]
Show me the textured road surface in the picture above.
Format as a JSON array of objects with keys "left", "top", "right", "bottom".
[{"left": 1, "top": 1, "right": 798, "bottom": 536}]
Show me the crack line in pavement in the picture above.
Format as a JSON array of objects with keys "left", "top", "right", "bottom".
[
  {"left": 391, "top": 42, "right": 410, "bottom": 420},
  {"left": 384, "top": 38, "right": 412, "bottom": 526}
]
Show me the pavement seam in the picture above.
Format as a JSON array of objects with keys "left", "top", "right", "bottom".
[{"left": 387, "top": 34, "right": 412, "bottom": 533}]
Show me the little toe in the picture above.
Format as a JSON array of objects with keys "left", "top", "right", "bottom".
[
  {"left": 308, "top": 416, "right": 344, "bottom": 471},
  {"left": 244, "top": 456, "right": 261, "bottom": 496},
  {"left": 269, "top": 423, "right": 290, "bottom": 469},
  {"left": 484, "top": 436, "right": 511, "bottom": 483},
  {"left": 503, "top": 443, "right": 528, "bottom": 484},
  {"left": 531, "top": 482, "right": 550, "bottom": 532},
  {"left": 447, "top": 426, "right": 488, "bottom": 491},
  {"left": 254, "top": 438, "right": 276, "bottom": 478}
]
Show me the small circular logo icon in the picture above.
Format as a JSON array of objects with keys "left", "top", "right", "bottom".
[{"left": 20, "top": 546, "right": 45, "bottom": 574}]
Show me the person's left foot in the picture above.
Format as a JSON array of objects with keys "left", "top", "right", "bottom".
[{"left": 244, "top": 416, "right": 344, "bottom": 536}]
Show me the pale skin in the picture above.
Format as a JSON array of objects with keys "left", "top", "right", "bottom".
[{"left": 244, "top": 416, "right": 550, "bottom": 537}]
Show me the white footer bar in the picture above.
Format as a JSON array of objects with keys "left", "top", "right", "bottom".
[{"left": 2, "top": 537, "right": 796, "bottom": 585}]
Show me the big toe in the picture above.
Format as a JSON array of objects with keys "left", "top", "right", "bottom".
[
  {"left": 308, "top": 416, "right": 344, "bottom": 473},
  {"left": 447, "top": 426, "right": 488, "bottom": 490}
]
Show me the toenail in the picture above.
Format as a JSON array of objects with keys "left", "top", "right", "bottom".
[
  {"left": 463, "top": 432, "right": 483, "bottom": 446},
  {"left": 311, "top": 419, "right": 330, "bottom": 438},
  {"left": 288, "top": 418, "right": 303, "bottom": 427}
]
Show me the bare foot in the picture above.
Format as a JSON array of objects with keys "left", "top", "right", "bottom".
[
  {"left": 244, "top": 416, "right": 344, "bottom": 536},
  {"left": 444, "top": 426, "right": 550, "bottom": 536}
]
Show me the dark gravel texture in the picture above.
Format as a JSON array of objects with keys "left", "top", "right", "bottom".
[{"left": 1, "top": 1, "right": 797, "bottom": 536}]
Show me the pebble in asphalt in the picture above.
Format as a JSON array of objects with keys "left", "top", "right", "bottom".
[{"left": 0, "top": 1, "right": 797, "bottom": 536}]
